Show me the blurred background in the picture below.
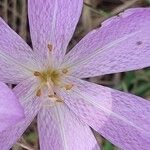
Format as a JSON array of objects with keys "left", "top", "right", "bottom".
[{"left": 0, "top": 0, "right": 150, "bottom": 149}]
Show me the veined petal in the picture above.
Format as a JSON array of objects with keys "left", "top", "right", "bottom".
[
  {"left": 0, "top": 78, "right": 41, "bottom": 149},
  {"left": 38, "top": 104, "right": 99, "bottom": 150},
  {"left": 28, "top": 0, "right": 83, "bottom": 67},
  {"left": 62, "top": 8, "right": 150, "bottom": 78},
  {"left": 0, "top": 82, "right": 24, "bottom": 132},
  {"left": 0, "top": 18, "right": 37, "bottom": 84},
  {"left": 58, "top": 76, "right": 150, "bottom": 150}
]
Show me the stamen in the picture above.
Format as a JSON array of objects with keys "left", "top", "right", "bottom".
[
  {"left": 47, "top": 81, "right": 55, "bottom": 97},
  {"left": 56, "top": 99, "right": 64, "bottom": 103},
  {"left": 65, "top": 83, "right": 74, "bottom": 90},
  {"left": 36, "top": 89, "right": 42, "bottom": 97},
  {"left": 48, "top": 93, "right": 64, "bottom": 103},
  {"left": 44, "top": 104, "right": 56, "bottom": 108},
  {"left": 47, "top": 44, "right": 53, "bottom": 52},
  {"left": 44, "top": 100, "right": 63, "bottom": 108},
  {"left": 48, "top": 94, "right": 55, "bottom": 98},
  {"left": 34, "top": 71, "right": 41, "bottom": 77},
  {"left": 62, "top": 68, "right": 68, "bottom": 74}
]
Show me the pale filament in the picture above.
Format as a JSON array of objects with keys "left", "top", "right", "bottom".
[
  {"left": 46, "top": 80, "right": 55, "bottom": 96},
  {"left": 47, "top": 80, "right": 64, "bottom": 103},
  {"left": 43, "top": 100, "right": 63, "bottom": 108}
]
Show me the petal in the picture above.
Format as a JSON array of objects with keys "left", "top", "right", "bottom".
[
  {"left": 62, "top": 8, "right": 150, "bottom": 78},
  {"left": 0, "top": 18, "right": 37, "bottom": 84},
  {"left": 58, "top": 76, "right": 150, "bottom": 150},
  {"left": 0, "top": 78, "right": 41, "bottom": 149},
  {"left": 28, "top": 0, "right": 83, "bottom": 66},
  {"left": 0, "top": 81, "right": 24, "bottom": 132},
  {"left": 38, "top": 104, "right": 99, "bottom": 150}
]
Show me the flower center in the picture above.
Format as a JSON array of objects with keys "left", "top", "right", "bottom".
[
  {"left": 34, "top": 69, "right": 61, "bottom": 86},
  {"left": 33, "top": 68, "right": 73, "bottom": 104},
  {"left": 33, "top": 44, "right": 73, "bottom": 105}
]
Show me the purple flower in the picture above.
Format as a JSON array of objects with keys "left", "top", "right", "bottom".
[
  {"left": 0, "top": 0, "right": 150, "bottom": 149},
  {"left": 0, "top": 81, "right": 24, "bottom": 132}
]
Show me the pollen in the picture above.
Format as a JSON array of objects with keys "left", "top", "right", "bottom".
[
  {"left": 36, "top": 89, "right": 42, "bottom": 97},
  {"left": 48, "top": 94, "right": 64, "bottom": 103},
  {"left": 47, "top": 44, "right": 53, "bottom": 52},
  {"left": 34, "top": 71, "right": 41, "bottom": 77},
  {"left": 48, "top": 94, "right": 55, "bottom": 98},
  {"left": 56, "top": 99, "right": 64, "bottom": 103},
  {"left": 34, "top": 68, "right": 68, "bottom": 101},
  {"left": 65, "top": 83, "right": 74, "bottom": 90},
  {"left": 62, "top": 68, "right": 68, "bottom": 74},
  {"left": 34, "top": 69, "right": 61, "bottom": 85}
]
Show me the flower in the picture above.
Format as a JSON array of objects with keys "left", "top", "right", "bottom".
[
  {"left": 0, "top": 81, "right": 24, "bottom": 132},
  {"left": 0, "top": 0, "right": 150, "bottom": 149}
]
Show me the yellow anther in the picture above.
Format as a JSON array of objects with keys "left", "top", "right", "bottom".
[
  {"left": 65, "top": 83, "right": 74, "bottom": 90},
  {"left": 48, "top": 94, "right": 64, "bottom": 103},
  {"left": 36, "top": 89, "right": 42, "bottom": 97},
  {"left": 56, "top": 99, "right": 64, "bottom": 103},
  {"left": 62, "top": 68, "right": 68, "bottom": 74},
  {"left": 47, "top": 44, "right": 53, "bottom": 52},
  {"left": 48, "top": 94, "right": 55, "bottom": 98},
  {"left": 34, "top": 71, "right": 41, "bottom": 77}
]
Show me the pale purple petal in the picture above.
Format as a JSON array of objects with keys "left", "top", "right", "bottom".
[
  {"left": 0, "top": 78, "right": 41, "bottom": 149},
  {"left": 0, "top": 81, "right": 24, "bottom": 132},
  {"left": 28, "top": 0, "right": 83, "bottom": 66},
  {"left": 38, "top": 104, "right": 99, "bottom": 150},
  {"left": 58, "top": 76, "right": 150, "bottom": 150},
  {"left": 62, "top": 8, "right": 150, "bottom": 78},
  {"left": 0, "top": 18, "right": 37, "bottom": 84}
]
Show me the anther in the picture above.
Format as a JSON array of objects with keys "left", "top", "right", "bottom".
[
  {"left": 56, "top": 99, "right": 64, "bottom": 103},
  {"left": 34, "top": 71, "right": 41, "bottom": 77},
  {"left": 62, "top": 68, "right": 68, "bottom": 74},
  {"left": 48, "top": 94, "right": 55, "bottom": 98},
  {"left": 48, "top": 93, "right": 64, "bottom": 103},
  {"left": 65, "top": 83, "right": 74, "bottom": 90},
  {"left": 36, "top": 89, "right": 42, "bottom": 97},
  {"left": 47, "top": 44, "right": 53, "bottom": 52}
]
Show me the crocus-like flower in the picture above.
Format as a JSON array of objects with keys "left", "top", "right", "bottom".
[
  {"left": 0, "top": 81, "right": 24, "bottom": 132},
  {"left": 0, "top": 0, "right": 150, "bottom": 149}
]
